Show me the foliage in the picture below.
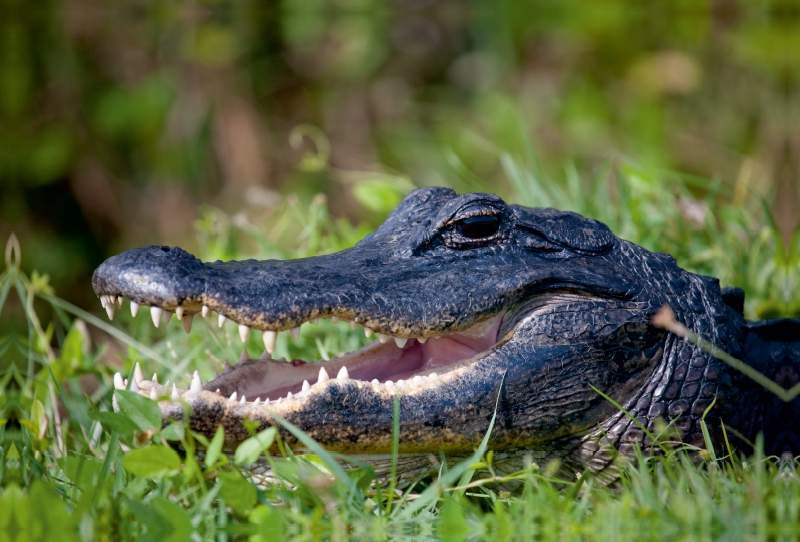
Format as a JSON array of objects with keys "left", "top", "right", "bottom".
[{"left": 1, "top": 157, "right": 799, "bottom": 540}]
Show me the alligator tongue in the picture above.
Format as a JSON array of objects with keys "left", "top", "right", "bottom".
[{"left": 205, "top": 315, "right": 503, "bottom": 401}]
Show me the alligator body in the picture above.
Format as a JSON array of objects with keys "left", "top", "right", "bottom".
[{"left": 93, "top": 188, "right": 800, "bottom": 484}]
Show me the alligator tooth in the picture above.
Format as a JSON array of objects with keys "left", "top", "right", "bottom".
[
  {"left": 176, "top": 306, "right": 184, "bottom": 320},
  {"left": 264, "top": 398, "right": 269, "bottom": 405},
  {"left": 385, "top": 380, "right": 394, "bottom": 388},
  {"left": 397, "top": 379, "right": 405, "bottom": 386},
  {"left": 413, "top": 375, "right": 423, "bottom": 384},
  {"left": 240, "top": 395, "right": 246, "bottom": 404},
  {"left": 302, "top": 380, "right": 310, "bottom": 392},
  {"left": 262, "top": 330, "right": 277, "bottom": 354},
  {"left": 371, "top": 378, "right": 379, "bottom": 385},
  {"left": 429, "top": 372, "right": 438, "bottom": 379},
  {"left": 417, "top": 337, "right": 427, "bottom": 344},
  {"left": 218, "top": 314, "right": 227, "bottom": 328},
  {"left": 337, "top": 366, "right": 350, "bottom": 380},
  {"left": 377, "top": 333, "right": 388, "bottom": 344},
  {"left": 290, "top": 327, "right": 301, "bottom": 339},
  {"left": 286, "top": 391, "right": 293, "bottom": 399},
  {"left": 100, "top": 296, "right": 107, "bottom": 308},
  {"left": 331, "top": 316, "right": 338, "bottom": 324},
  {"left": 254, "top": 398, "right": 261, "bottom": 405},
  {"left": 394, "top": 337, "right": 407, "bottom": 348},
  {"left": 223, "top": 361, "right": 234, "bottom": 373},
  {"left": 113, "top": 372, "right": 125, "bottom": 390},
  {"left": 162, "top": 311, "right": 172, "bottom": 325},
  {"left": 152, "top": 373, "right": 159, "bottom": 384},
  {"left": 190, "top": 372, "right": 203, "bottom": 394},
  {"left": 130, "top": 301, "right": 140, "bottom": 317},
  {"left": 165, "top": 380, "right": 170, "bottom": 387},
  {"left": 259, "top": 350, "right": 271, "bottom": 361},
  {"left": 318, "top": 367, "right": 329, "bottom": 384},
  {"left": 150, "top": 387, "right": 158, "bottom": 400},
  {"left": 351, "top": 321, "right": 357, "bottom": 330},
  {"left": 183, "top": 314, "right": 194, "bottom": 334},
  {"left": 105, "top": 302, "right": 115, "bottom": 320},
  {"left": 117, "top": 296, "right": 123, "bottom": 307},
  {"left": 130, "top": 378, "right": 140, "bottom": 392},
  {"left": 230, "top": 392, "right": 237, "bottom": 402},
  {"left": 364, "top": 327, "right": 374, "bottom": 338},
  {"left": 239, "top": 349, "right": 249, "bottom": 362},
  {"left": 151, "top": 307, "right": 163, "bottom": 328},
  {"left": 202, "top": 305, "right": 211, "bottom": 318},
  {"left": 133, "top": 363, "right": 144, "bottom": 384},
  {"left": 171, "top": 384, "right": 179, "bottom": 400},
  {"left": 276, "top": 398, "right": 282, "bottom": 404},
  {"left": 238, "top": 324, "right": 251, "bottom": 343},
  {"left": 311, "top": 318, "right": 319, "bottom": 326}
]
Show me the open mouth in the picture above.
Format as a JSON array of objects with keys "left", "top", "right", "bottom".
[{"left": 99, "top": 293, "right": 505, "bottom": 404}]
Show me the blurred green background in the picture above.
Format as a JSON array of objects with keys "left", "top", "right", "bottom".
[{"left": 2, "top": 0, "right": 799, "bottom": 314}]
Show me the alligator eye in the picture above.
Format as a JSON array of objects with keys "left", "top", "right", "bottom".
[{"left": 455, "top": 215, "right": 501, "bottom": 239}]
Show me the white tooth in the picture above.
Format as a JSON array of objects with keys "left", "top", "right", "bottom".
[
  {"left": 287, "top": 391, "right": 293, "bottom": 399},
  {"left": 302, "top": 380, "right": 310, "bottom": 392},
  {"left": 377, "top": 333, "right": 388, "bottom": 344},
  {"left": 105, "top": 303, "right": 115, "bottom": 320},
  {"left": 318, "top": 367, "right": 329, "bottom": 384},
  {"left": 259, "top": 350, "right": 271, "bottom": 361},
  {"left": 190, "top": 372, "right": 203, "bottom": 394},
  {"left": 276, "top": 398, "right": 282, "bottom": 404},
  {"left": 151, "top": 307, "right": 163, "bottom": 328},
  {"left": 331, "top": 316, "right": 338, "bottom": 324},
  {"left": 364, "top": 327, "right": 374, "bottom": 338},
  {"left": 100, "top": 296, "right": 107, "bottom": 308},
  {"left": 394, "top": 337, "right": 408, "bottom": 348},
  {"left": 264, "top": 398, "right": 270, "bottom": 405},
  {"left": 113, "top": 373, "right": 124, "bottom": 390},
  {"left": 254, "top": 398, "right": 261, "bottom": 405},
  {"left": 171, "top": 384, "right": 180, "bottom": 400},
  {"left": 183, "top": 314, "right": 194, "bottom": 334},
  {"left": 418, "top": 337, "right": 427, "bottom": 344},
  {"left": 150, "top": 387, "right": 158, "bottom": 400},
  {"left": 230, "top": 392, "right": 237, "bottom": 402},
  {"left": 202, "top": 305, "right": 211, "bottom": 317},
  {"left": 152, "top": 373, "right": 159, "bottom": 384},
  {"left": 429, "top": 372, "right": 438, "bottom": 379},
  {"left": 385, "top": 380, "right": 394, "bottom": 388},
  {"left": 130, "top": 301, "right": 140, "bottom": 317},
  {"left": 239, "top": 324, "right": 250, "bottom": 343},
  {"left": 413, "top": 375, "right": 423, "bottom": 384},
  {"left": 351, "top": 321, "right": 357, "bottom": 330},
  {"left": 130, "top": 378, "right": 140, "bottom": 392},
  {"left": 240, "top": 395, "right": 246, "bottom": 404},
  {"left": 165, "top": 380, "right": 170, "bottom": 387},
  {"left": 162, "top": 311, "right": 172, "bottom": 325},
  {"left": 262, "top": 330, "right": 277, "bottom": 354},
  {"left": 116, "top": 296, "right": 123, "bottom": 307},
  {"left": 215, "top": 389, "right": 220, "bottom": 394},
  {"left": 239, "top": 349, "right": 249, "bottom": 362},
  {"left": 397, "top": 379, "right": 405, "bottom": 386},
  {"left": 290, "top": 327, "right": 301, "bottom": 339},
  {"left": 337, "top": 366, "right": 349, "bottom": 380},
  {"left": 218, "top": 314, "right": 227, "bottom": 327},
  {"left": 371, "top": 379, "right": 379, "bottom": 385},
  {"left": 176, "top": 307, "right": 184, "bottom": 320},
  {"left": 311, "top": 318, "right": 319, "bottom": 326},
  {"left": 133, "top": 363, "right": 144, "bottom": 383}
]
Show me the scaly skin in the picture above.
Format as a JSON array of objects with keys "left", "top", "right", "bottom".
[{"left": 93, "top": 188, "right": 800, "bottom": 486}]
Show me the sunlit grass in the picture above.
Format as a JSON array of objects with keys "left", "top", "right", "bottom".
[{"left": 2, "top": 161, "right": 799, "bottom": 541}]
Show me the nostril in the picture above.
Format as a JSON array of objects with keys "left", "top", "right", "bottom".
[{"left": 160, "top": 246, "right": 170, "bottom": 252}]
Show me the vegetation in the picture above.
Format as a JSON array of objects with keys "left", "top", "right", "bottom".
[{"left": 2, "top": 158, "right": 799, "bottom": 541}]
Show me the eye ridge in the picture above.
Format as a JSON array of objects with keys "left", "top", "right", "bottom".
[{"left": 455, "top": 215, "right": 501, "bottom": 239}]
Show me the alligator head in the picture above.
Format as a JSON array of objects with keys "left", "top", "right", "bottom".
[{"left": 92, "top": 187, "right": 798, "bottom": 483}]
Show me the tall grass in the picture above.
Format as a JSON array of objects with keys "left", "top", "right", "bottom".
[{"left": 1, "top": 161, "right": 798, "bottom": 541}]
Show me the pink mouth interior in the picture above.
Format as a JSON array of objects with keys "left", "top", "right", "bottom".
[{"left": 208, "top": 315, "right": 504, "bottom": 402}]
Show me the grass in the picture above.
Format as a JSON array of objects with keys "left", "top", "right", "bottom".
[{"left": 1, "top": 158, "right": 799, "bottom": 541}]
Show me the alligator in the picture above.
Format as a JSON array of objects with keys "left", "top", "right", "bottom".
[{"left": 92, "top": 187, "right": 800, "bottom": 485}]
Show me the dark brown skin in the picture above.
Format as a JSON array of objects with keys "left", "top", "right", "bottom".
[{"left": 97, "top": 188, "right": 800, "bottom": 485}]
